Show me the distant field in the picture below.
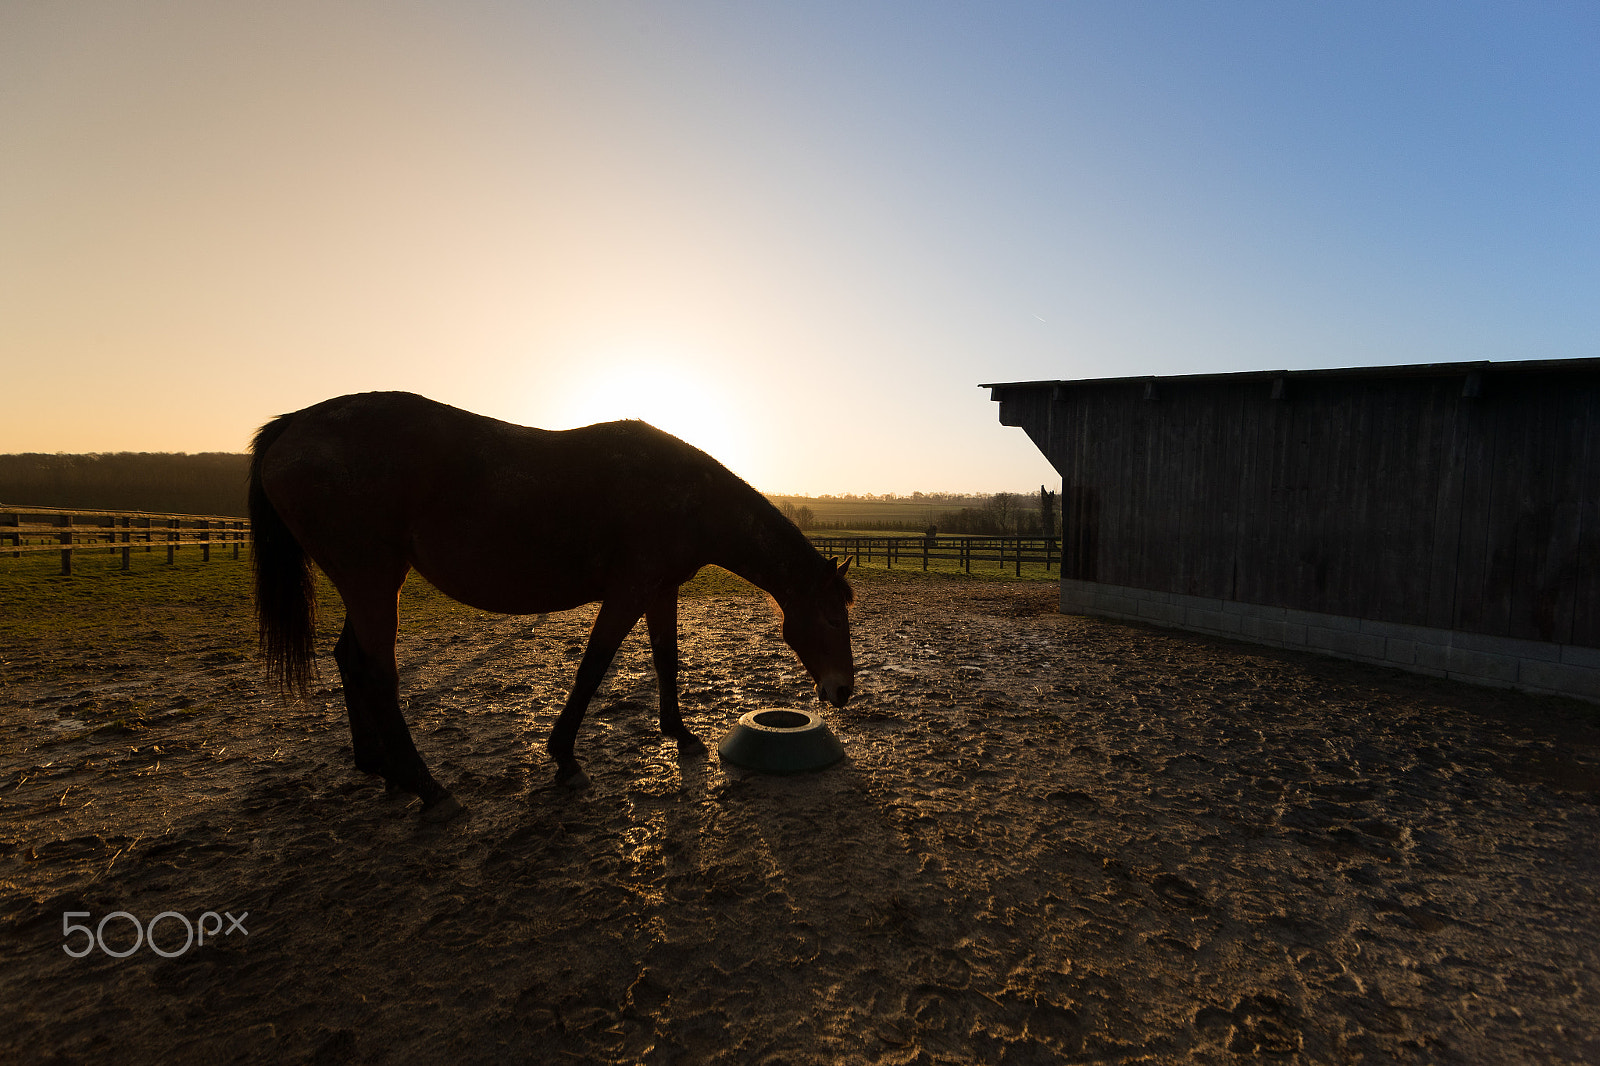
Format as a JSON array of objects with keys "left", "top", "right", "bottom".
[
  {"left": 765, "top": 493, "right": 1045, "bottom": 531},
  {"left": 807, "top": 535, "right": 1060, "bottom": 583}
]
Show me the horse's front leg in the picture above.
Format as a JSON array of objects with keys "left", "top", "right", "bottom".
[
  {"left": 646, "top": 588, "right": 707, "bottom": 756},
  {"left": 547, "top": 597, "right": 645, "bottom": 788}
]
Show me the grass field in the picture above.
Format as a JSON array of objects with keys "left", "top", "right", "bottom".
[
  {"left": 0, "top": 548, "right": 478, "bottom": 656},
  {"left": 0, "top": 550, "right": 755, "bottom": 662},
  {"left": 0, "top": 543, "right": 1051, "bottom": 685}
]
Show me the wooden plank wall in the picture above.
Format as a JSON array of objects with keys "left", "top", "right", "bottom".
[{"left": 995, "top": 363, "right": 1600, "bottom": 648}]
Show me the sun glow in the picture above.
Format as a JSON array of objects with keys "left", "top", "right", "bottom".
[{"left": 544, "top": 358, "right": 760, "bottom": 480}]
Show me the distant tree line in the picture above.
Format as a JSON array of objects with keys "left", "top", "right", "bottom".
[
  {"left": 777, "top": 501, "right": 817, "bottom": 530},
  {"left": 0, "top": 453, "right": 250, "bottom": 516},
  {"left": 931, "top": 490, "right": 1058, "bottom": 536},
  {"left": 1, "top": 451, "right": 1063, "bottom": 534},
  {"left": 788, "top": 491, "right": 995, "bottom": 504}
]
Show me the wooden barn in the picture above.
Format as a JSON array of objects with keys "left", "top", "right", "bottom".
[{"left": 984, "top": 358, "right": 1600, "bottom": 702}]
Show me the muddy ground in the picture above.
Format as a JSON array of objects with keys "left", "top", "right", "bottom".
[{"left": 3, "top": 575, "right": 1600, "bottom": 1064}]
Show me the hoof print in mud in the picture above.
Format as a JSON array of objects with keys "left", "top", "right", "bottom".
[
  {"left": 557, "top": 768, "right": 592, "bottom": 791},
  {"left": 420, "top": 794, "right": 465, "bottom": 822}
]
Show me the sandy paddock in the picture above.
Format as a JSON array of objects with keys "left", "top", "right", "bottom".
[{"left": 3, "top": 574, "right": 1600, "bottom": 1064}]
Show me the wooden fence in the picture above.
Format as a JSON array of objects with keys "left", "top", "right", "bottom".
[
  {"left": 1, "top": 507, "right": 1048, "bottom": 580},
  {"left": 807, "top": 534, "right": 1059, "bottom": 576},
  {"left": 0, "top": 507, "right": 251, "bottom": 575}
]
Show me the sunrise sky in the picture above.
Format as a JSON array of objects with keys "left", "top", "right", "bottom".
[{"left": 3, "top": 2, "right": 1596, "bottom": 494}]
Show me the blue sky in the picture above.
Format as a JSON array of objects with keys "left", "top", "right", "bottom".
[{"left": 2, "top": 1, "right": 1595, "bottom": 493}]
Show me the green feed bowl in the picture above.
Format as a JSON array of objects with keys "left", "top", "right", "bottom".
[{"left": 716, "top": 709, "right": 846, "bottom": 775}]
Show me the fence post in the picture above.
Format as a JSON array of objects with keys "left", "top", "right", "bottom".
[
  {"left": 167, "top": 518, "right": 177, "bottom": 564},
  {"left": 202, "top": 519, "right": 212, "bottom": 563},
  {"left": 59, "top": 516, "right": 73, "bottom": 575}
]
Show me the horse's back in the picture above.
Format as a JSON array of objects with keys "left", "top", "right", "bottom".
[
  {"left": 267, "top": 391, "right": 704, "bottom": 488},
  {"left": 255, "top": 392, "right": 727, "bottom": 610},
  {"left": 257, "top": 393, "right": 509, "bottom": 526}
]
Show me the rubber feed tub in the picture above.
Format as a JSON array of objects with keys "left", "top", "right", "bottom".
[{"left": 716, "top": 709, "right": 846, "bottom": 775}]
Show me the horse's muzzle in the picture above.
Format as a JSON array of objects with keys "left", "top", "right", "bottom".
[{"left": 817, "top": 681, "right": 853, "bottom": 708}]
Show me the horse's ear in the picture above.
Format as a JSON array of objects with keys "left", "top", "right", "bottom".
[{"left": 827, "top": 556, "right": 855, "bottom": 604}]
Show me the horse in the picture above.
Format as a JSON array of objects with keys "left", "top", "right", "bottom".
[{"left": 248, "top": 391, "right": 854, "bottom": 820}]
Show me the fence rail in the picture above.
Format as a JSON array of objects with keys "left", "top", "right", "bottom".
[
  {"left": 3, "top": 507, "right": 1048, "bottom": 579},
  {"left": 0, "top": 506, "right": 251, "bottom": 574},
  {"left": 806, "top": 534, "right": 1059, "bottom": 576}
]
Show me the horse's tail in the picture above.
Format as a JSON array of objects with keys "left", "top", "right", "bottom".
[{"left": 249, "top": 414, "right": 317, "bottom": 698}]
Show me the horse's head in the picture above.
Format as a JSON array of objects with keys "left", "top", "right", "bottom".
[{"left": 781, "top": 557, "right": 855, "bottom": 708}]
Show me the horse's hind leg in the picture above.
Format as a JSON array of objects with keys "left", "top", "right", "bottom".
[
  {"left": 336, "top": 580, "right": 460, "bottom": 820},
  {"left": 646, "top": 590, "right": 706, "bottom": 756},
  {"left": 334, "top": 618, "right": 385, "bottom": 774}
]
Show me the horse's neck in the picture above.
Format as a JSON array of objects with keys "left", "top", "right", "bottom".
[{"left": 707, "top": 491, "right": 813, "bottom": 604}]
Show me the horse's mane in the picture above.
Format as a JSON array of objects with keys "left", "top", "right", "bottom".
[{"left": 627, "top": 421, "right": 854, "bottom": 606}]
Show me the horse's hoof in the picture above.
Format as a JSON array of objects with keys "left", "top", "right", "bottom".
[
  {"left": 675, "top": 734, "right": 709, "bottom": 757},
  {"left": 556, "top": 767, "right": 591, "bottom": 790},
  {"left": 421, "top": 793, "right": 465, "bottom": 822}
]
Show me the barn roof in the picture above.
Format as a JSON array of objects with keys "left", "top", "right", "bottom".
[{"left": 980, "top": 356, "right": 1600, "bottom": 395}]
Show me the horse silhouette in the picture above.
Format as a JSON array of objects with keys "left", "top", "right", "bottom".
[{"left": 249, "top": 391, "right": 854, "bottom": 819}]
